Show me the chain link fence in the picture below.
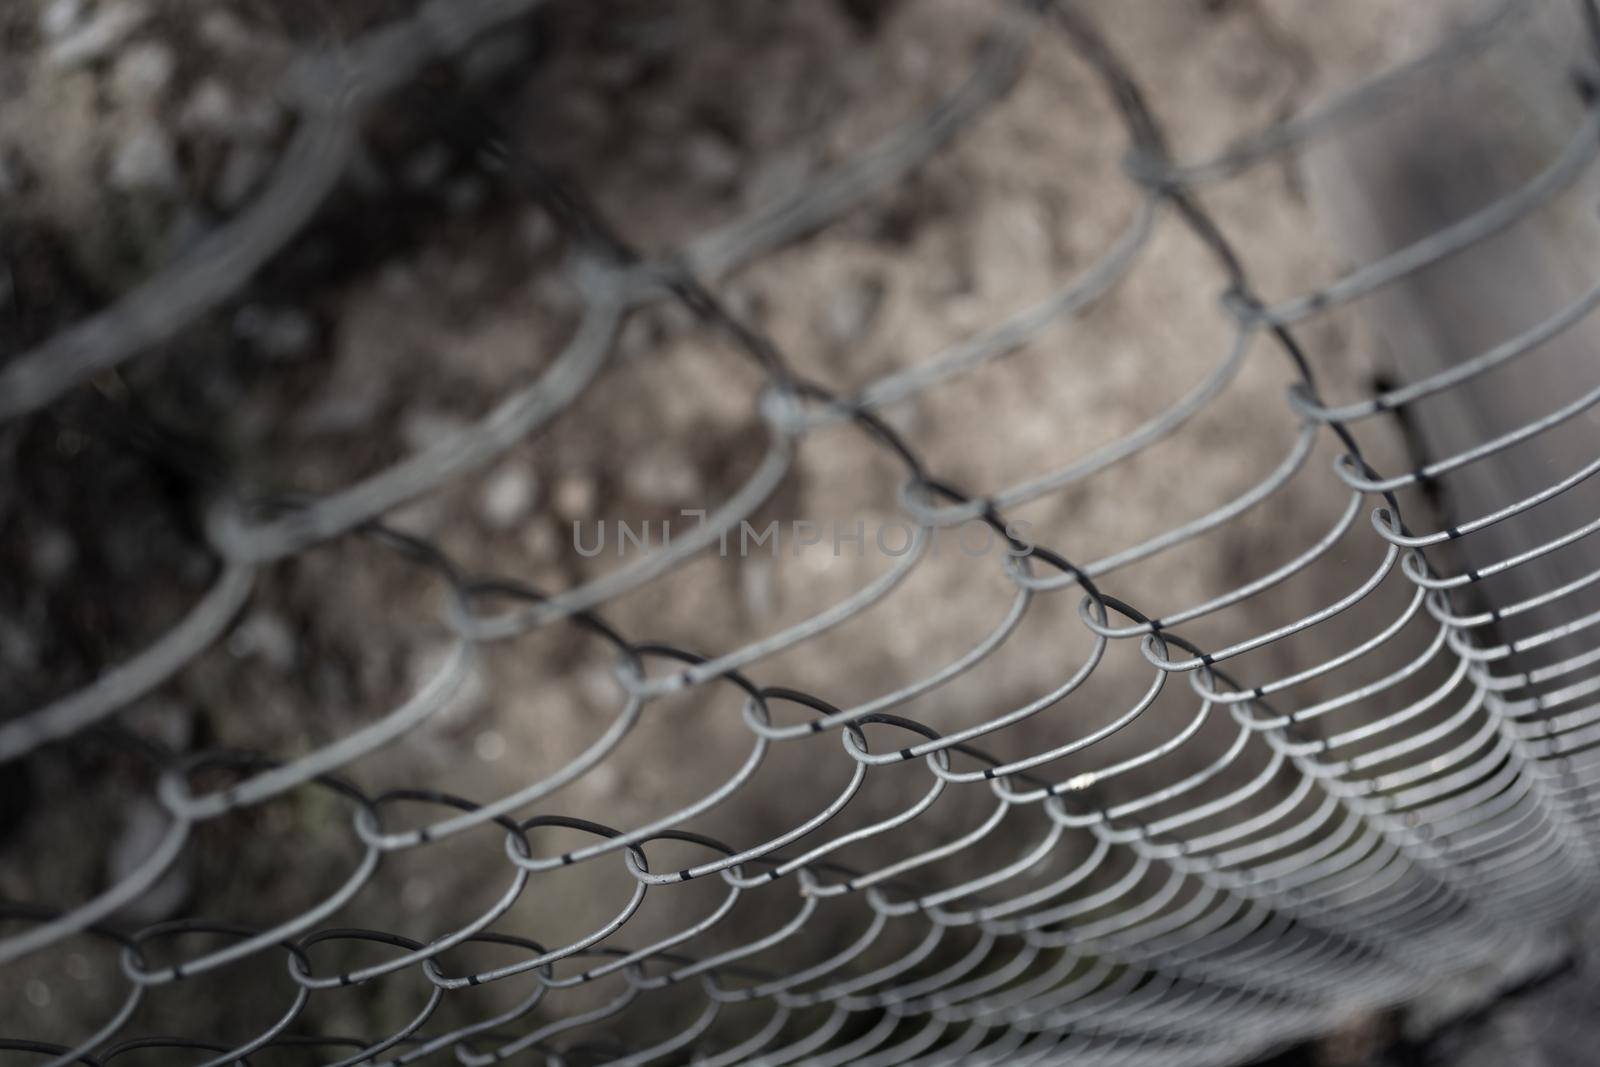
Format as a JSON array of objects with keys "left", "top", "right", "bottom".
[{"left": 5, "top": 0, "right": 1600, "bottom": 1063}]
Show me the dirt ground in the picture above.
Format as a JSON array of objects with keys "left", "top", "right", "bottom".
[{"left": 1, "top": 0, "right": 1582, "bottom": 1063}]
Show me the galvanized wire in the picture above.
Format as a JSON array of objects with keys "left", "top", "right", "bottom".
[{"left": 5, "top": 0, "right": 1600, "bottom": 1064}]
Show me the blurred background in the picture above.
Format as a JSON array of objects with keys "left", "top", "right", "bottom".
[{"left": 4, "top": 1, "right": 1600, "bottom": 1064}]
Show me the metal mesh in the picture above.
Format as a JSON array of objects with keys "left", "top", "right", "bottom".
[{"left": 6, "top": 0, "right": 1600, "bottom": 1063}]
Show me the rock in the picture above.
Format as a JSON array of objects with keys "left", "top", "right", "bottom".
[
  {"left": 972, "top": 198, "right": 1052, "bottom": 300},
  {"left": 722, "top": 283, "right": 766, "bottom": 324},
  {"left": 179, "top": 79, "right": 233, "bottom": 133},
  {"left": 109, "top": 120, "right": 179, "bottom": 195},
  {"left": 685, "top": 133, "right": 740, "bottom": 186},
  {"left": 520, "top": 207, "right": 557, "bottom": 253},
  {"left": 216, "top": 143, "right": 272, "bottom": 207},
  {"left": 518, "top": 517, "right": 561, "bottom": 559},
  {"left": 110, "top": 41, "right": 174, "bottom": 106},
  {"left": 382, "top": 496, "right": 445, "bottom": 539},
  {"left": 824, "top": 275, "right": 885, "bottom": 343},
  {"left": 446, "top": 176, "right": 488, "bottom": 216},
  {"left": 741, "top": 558, "right": 775, "bottom": 618},
  {"left": 120, "top": 698, "right": 194, "bottom": 751},
  {"left": 47, "top": 1, "right": 150, "bottom": 69},
  {"left": 473, "top": 729, "right": 507, "bottom": 762},
  {"left": 743, "top": 147, "right": 812, "bottom": 210},
  {"left": 378, "top": 262, "right": 419, "bottom": 296},
  {"left": 615, "top": 315, "right": 657, "bottom": 363},
  {"left": 553, "top": 474, "right": 597, "bottom": 519},
  {"left": 894, "top": 39, "right": 934, "bottom": 80},
  {"left": 445, "top": 255, "right": 489, "bottom": 296},
  {"left": 583, "top": 761, "right": 621, "bottom": 798},
  {"left": 179, "top": 79, "right": 282, "bottom": 142},
  {"left": 408, "top": 642, "right": 489, "bottom": 731},
  {"left": 23, "top": 977, "right": 50, "bottom": 1009},
  {"left": 402, "top": 144, "right": 452, "bottom": 191},
  {"left": 160, "top": 205, "right": 214, "bottom": 257},
  {"left": 0, "top": 616, "right": 38, "bottom": 673},
  {"left": 233, "top": 304, "right": 316, "bottom": 361},
  {"left": 478, "top": 463, "right": 538, "bottom": 531},
  {"left": 593, "top": 53, "right": 643, "bottom": 89},
  {"left": 530, "top": 273, "right": 582, "bottom": 314},
  {"left": 29, "top": 525, "right": 75, "bottom": 583},
  {"left": 623, "top": 452, "right": 701, "bottom": 506},
  {"left": 198, "top": 9, "right": 253, "bottom": 52},
  {"left": 108, "top": 799, "right": 188, "bottom": 925},
  {"left": 39, "top": 0, "right": 86, "bottom": 40},
  {"left": 578, "top": 665, "right": 621, "bottom": 710},
  {"left": 296, "top": 373, "right": 387, "bottom": 435},
  {"left": 401, "top": 409, "right": 469, "bottom": 452},
  {"left": 400, "top": 877, "right": 433, "bottom": 913},
  {"left": 462, "top": 34, "right": 527, "bottom": 85},
  {"left": 226, "top": 610, "right": 297, "bottom": 671},
  {"left": 344, "top": 141, "right": 387, "bottom": 195}
]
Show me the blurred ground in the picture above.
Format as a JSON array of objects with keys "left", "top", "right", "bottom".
[{"left": 2, "top": 0, "right": 1594, "bottom": 1062}]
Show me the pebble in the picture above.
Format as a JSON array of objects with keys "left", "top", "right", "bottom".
[
  {"left": 445, "top": 256, "right": 489, "bottom": 297},
  {"left": 121, "top": 698, "right": 194, "bottom": 751},
  {"left": 624, "top": 452, "right": 701, "bottom": 506},
  {"left": 234, "top": 304, "right": 315, "bottom": 361},
  {"left": 29, "top": 526, "right": 75, "bottom": 583},
  {"left": 400, "top": 877, "right": 433, "bottom": 913},
  {"left": 178, "top": 79, "right": 235, "bottom": 135},
  {"left": 616, "top": 315, "right": 657, "bottom": 363},
  {"left": 445, "top": 176, "right": 487, "bottom": 216},
  {"left": 383, "top": 496, "right": 445, "bottom": 539},
  {"left": 378, "top": 262, "right": 418, "bottom": 295},
  {"left": 109, "top": 799, "right": 189, "bottom": 925},
  {"left": 409, "top": 642, "right": 489, "bottom": 727},
  {"left": 473, "top": 729, "right": 507, "bottom": 762},
  {"left": 530, "top": 273, "right": 582, "bottom": 314},
  {"left": 109, "top": 120, "right": 179, "bottom": 194},
  {"left": 518, "top": 517, "right": 560, "bottom": 559},
  {"left": 519, "top": 207, "right": 557, "bottom": 254},
  {"left": 296, "top": 376, "right": 386, "bottom": 435},
  {"left": 198, "top": 9, "right": 254, "bottom": 52},
  {"left": 593, "top": 53, "right": 643, "bottom": 89},
  {"left": 39, "top": 0, "right": 85, "bottom": 39},
  {"left": 553, "top": 474, "right": 597, "bottom": 519},
  {"left": 685, "top": 133, "right": 740, "bottom": 186},
  {"left": 895, "top": 40, "right": 934, "bottom": 80},
  {"left": 462, "top": 34, "right": 526, "bottom": 85},
  {"left": 743, "top": 147, "right": 812, "bottom": 209},
  {"left": 479, "top": 464, "right": 538, "bottom": 531},
  {"left": 825, "top": 276, "right": 885, "bottom": 343},
  {"left": 583, "top": 762, "right": 621, "bottom": 798},
  {"left": 402, "top": 144, "right": 452, "bottom": 191},
  {"left": 47, "top": 1, "right": 150, "bottom": 69},
  {"left": 216, "top": 143, "right": 272, "bottom": 207},
  {"left": 0, "top": 617, "right": 38, "bottom": 672},
  {"left": 227, "top": 610, "right": 297, "bottom": 671},
  {"left": 110, "top": 41, "right": 174, "bottom": 106},
  {"left": 179, "top": 79, "right": 283, "bottom": 142},
  {"left": 578, "top": 665, "right": 621, "bottom": 710},
  {"left": 401, "top": 409, "right": 469, "bottom": 452},
  {"left": 722, "top": 283, "right": 765, "bottom": 324},
  {"left": 741, "top": 559, "right": 775, "bottom": 619},
  {"left": 974, "top": 199, "right": 1052, "bottom": 298}
]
